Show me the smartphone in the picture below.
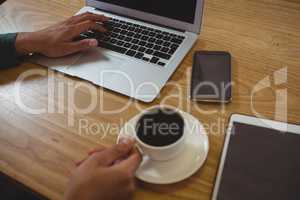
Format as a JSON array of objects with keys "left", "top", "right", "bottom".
[
  {"left": 0, "top": 172, "right": 48, "bottom": 200},
  {"left": 190, "top": 51, "right": 232, "bottom": 103}
]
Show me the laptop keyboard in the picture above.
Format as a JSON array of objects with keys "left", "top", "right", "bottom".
[{"left": 78, "top": 18, "right": 186, "bottom": 67}]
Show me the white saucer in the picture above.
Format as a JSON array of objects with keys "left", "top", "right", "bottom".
[{"left": 117, "top": 110, "right": 209, "bottom": 184}]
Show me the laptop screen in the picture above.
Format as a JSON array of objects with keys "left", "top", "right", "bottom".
[{"left": 95, "top": 0, "right": 197, "bottom": 24}]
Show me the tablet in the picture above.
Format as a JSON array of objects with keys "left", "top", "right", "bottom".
[{"left": 212, "top": 114, "right": 300, "bottom": 200}]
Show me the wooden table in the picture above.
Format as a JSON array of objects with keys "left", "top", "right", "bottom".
[{"left": 0, "top": 0, "right": 299, "bottom": 199}]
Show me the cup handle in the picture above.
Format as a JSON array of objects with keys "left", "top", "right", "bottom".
[{"left": 135, "top": 144, "right": 145, "bottom": 156}]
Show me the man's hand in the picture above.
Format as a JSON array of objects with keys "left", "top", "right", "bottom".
[
  {"left": 15, "top": 12, "right": 109, "bottom": 57},
  {"left": 64, "top": 138, "right": 142, "bottom": 200}
]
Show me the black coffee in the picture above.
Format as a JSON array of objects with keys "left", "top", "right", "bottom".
[{"left": 136, "top": 108, "right": 184, "bottom": 147}]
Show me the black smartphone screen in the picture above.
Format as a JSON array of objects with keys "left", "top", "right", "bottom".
[{"left": 190, "top": 51, "right": 232, "bottom": 102}]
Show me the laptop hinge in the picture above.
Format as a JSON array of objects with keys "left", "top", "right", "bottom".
[{"left": 95, "top": 8, "right": 185, "bottom": 33}]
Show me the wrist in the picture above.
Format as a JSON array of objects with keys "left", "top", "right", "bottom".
[{"left": 15, "top": 32, "right": 40, "bottom": 56}]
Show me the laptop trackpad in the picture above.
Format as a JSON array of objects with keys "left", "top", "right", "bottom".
[{"left": 66, "top": 48, "right": 126, "bottom": 85}]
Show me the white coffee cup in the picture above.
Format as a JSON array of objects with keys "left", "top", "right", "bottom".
[{"left": 133, "top": 105, "right": 186, "bottom": 161}]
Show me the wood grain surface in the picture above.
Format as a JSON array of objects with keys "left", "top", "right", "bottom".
[{"left": 0, "top": 0, "right": 300, "bottom": 200}]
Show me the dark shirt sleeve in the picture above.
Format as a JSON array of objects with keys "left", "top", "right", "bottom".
[{"left": 0, "top": 33, "right": 20, "bottom": 69}]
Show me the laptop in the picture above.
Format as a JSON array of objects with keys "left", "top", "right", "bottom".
[{"left": 35, "top": 0, "right": 204, "bottom": 102}]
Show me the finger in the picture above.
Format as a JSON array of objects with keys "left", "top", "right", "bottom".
[
  {"left": 75, "top": 158, "right": 88, "bottom": 167},
  {"left": 112, "top": 140, "right": 138, "bottom": 165},
  {"left": 92, "top": 138, "right": 135, "bottom": 166},
  {"left": 63, "top": 39, "right": 98, "bottom": 55},
  {"left": 67, "top": 20, "right": 107, "bottom": 40},
  {"left": 68, "top": 12, "right": 110, "bottom": 25},
  {"left": 56, "top": 39, "right": 96, "bottom": 57},
  {"left": 113, "top": 151, "right": 142, "bottom": 174},
  {"left": 75, "top": 147, "right": 105, "bottom": 167},
  {"left": 88, "top": 147, "right": 106, "bottom": 156}
]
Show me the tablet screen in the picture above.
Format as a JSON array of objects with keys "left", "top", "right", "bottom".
[{"left": 216, "top": 122, "right": 300, "bottom": 200}]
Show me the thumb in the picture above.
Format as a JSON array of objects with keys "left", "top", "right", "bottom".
[
  {"left": 92, "top": 138, "right": 135, "bottom": 166},
  {"left": 64, "top": 39, "right": 98, "bottom": 55},
  {"left": 113, "top": 150, "right": 142, "bottom": 174}
]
